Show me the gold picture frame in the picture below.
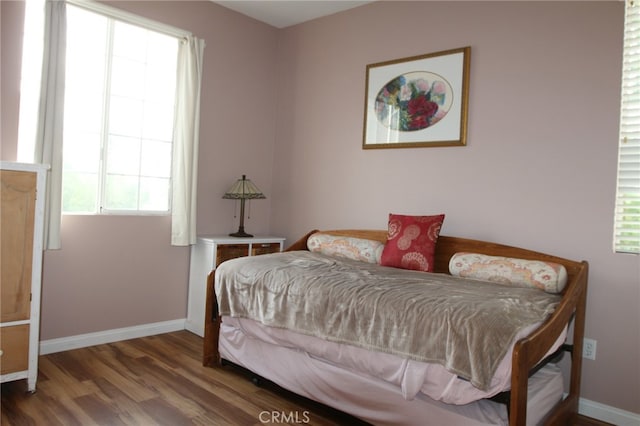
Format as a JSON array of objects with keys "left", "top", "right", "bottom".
[{"left": 363, "top": 47, "right": 471, "bottom": 149}]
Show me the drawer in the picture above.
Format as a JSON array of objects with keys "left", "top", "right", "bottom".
[
  {"left": 1, "top": 324, "right": 29, "bottom": 374},
  {"left": 216, "top": 244, "right": 249, "bottom": 266},
  {"left": 251, "top": 242, "right": 281, "bottom": 256}
]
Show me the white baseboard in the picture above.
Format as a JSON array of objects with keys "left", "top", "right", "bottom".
[
  {"left": 39, "top": 322, "right": 639, "bottom": 426},
  {"left": 579, "top": 397, "right": 640, "bottom": 426},
  {"left": 39, "top": 319, "right": 187, "bottom": 355}
]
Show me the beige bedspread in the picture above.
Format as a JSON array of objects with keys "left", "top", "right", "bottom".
[{"left": 215, "top": 251, "right": 561, "bottom": 390}]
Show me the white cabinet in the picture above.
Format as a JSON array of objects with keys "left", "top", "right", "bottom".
[
  {"left": 186, "top": 235, "right": 285, "bottom": 337},
  {"left": 0, "top": 162, "right": 48, "bottom": 392}
]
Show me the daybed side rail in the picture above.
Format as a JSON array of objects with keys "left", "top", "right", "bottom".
[{"left": 510, "top": 261, "right": 588, "bottom": 426}]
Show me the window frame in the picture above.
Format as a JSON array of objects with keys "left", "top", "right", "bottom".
[{"left": 62, "top": 0, "right": 185, "bottom": 216}]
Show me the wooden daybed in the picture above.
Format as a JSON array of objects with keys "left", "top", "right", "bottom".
[{"left": 203, "top": 230, "right": 588, "bottom": 425}]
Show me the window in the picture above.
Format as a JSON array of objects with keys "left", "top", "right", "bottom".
[
  {"left": 615, "top": 0, "right": 640, "bottom": 254},
  {"left": 62, "top": 5, "right": 178, "bottom": 214},
  {"left": 18, "top": 0, "right": 203, "bottom": 247}
]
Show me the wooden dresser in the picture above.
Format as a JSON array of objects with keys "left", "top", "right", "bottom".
[{"left": 0, "top": 162, "right": 48, "bottom": 392}]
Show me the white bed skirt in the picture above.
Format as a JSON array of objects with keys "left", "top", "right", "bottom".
[{"left": 219, "top": 321, "right": 564, "bottom": 426}]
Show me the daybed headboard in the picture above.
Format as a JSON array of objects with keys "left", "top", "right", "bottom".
[{"left": 285, "top": 229, "right": 586, "bottom": 292}]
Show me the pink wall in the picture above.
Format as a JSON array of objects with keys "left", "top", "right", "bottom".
[
  {"left": 1, "top": 0, "right": 638, "bottom": 417},
  {"left": 271, "top": 0, "right": 639, "bottom": 415},
  {"left": 1, "top": 1, "right": 278, "bottom": 338}
]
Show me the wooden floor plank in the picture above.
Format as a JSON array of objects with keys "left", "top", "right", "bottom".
[
  {"left": 1, "top": 330, "right": 608, "bottom": 426},
  {"left": 91, "top": 377, "right": 160, "bottom": 426},
  {"left": 138, "top": 397, "right": 195, "bottom": 426},
  {"left": 36, "top": 356, "right": 94, "bottom": 399}
]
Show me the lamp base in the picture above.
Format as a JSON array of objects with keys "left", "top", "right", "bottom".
[{"left": 229, "top": 230, "right": 253, "bottom": 238}]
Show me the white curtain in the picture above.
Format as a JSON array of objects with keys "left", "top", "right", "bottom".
[
  {"left": 34, "top": 0, "right": 66, "bottom": 250},
  {"left": 171, "top": 35, "right": 205, "bottom": 246}
]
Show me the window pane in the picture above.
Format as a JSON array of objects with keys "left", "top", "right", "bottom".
[
  {"left": 140, "top": 177, "right": 170, "bottom": 211},
  {"left": 145, "top": 36, "right": 178, "bottom": 103},
  {"left": 65, "top": 94, "right": 104, "bottom": 134},
  {"left": 111, "top": 56, "right": 145, "bottom": 99},
  {"left": 143, "top": 101, "right": 175, "bottom": 141},
  {"left": 141, "top": 139, "right": 171, "bottom": 177},
  {"left": 66, "top": 7, "right": 108, "bottom": 67},
  {"left": 104, "top": 174, "right": 139, "bottom": 210},
  {"left": 145, "top": 70, "right": 177, "bottom": 103},
  {"left": 63, "top": 132, "right": 101, "bottom": 173},
  {"left": 146, "top": 32, "right": 178, "bottom": 67},
  {"left": 109, "top": 96, "right": 143, "bottom": 137},
  {"left": 65, "top": 6, "right": 106, "bottom": 114},
  {"left": 62, "top": 172, "right": 98, "bottom": 213},
  {"left": 106, "top": 135, "right": 141, "bottom": 175},
  {"left": 63, "top": 6, "right": 108, "bottom": 214},
  {"left": 112, "top": 21, "right": 147, "bottom": 61}
]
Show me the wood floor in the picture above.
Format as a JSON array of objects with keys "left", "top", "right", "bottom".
[
  {"left": 1, "top": 331, "right": 610, "bottom": 426},
  {"left": 1, "top": 330, "right": 366, "bottom": 425}
]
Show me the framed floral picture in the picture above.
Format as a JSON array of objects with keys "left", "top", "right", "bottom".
[{"left": 362, "top": 47, "right": 471, "bottom": 149}]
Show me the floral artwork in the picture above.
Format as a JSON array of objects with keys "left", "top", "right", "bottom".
[
  {"left": 363, "top": 47, "right": 470, "bottom": 149},
  {"left": 374, "top": 72, "right": 452, "bottom": 132}
]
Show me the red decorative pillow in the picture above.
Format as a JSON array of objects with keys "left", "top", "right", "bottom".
[{"left": 380, "top": 213, "right": 445, "bottom": 272}]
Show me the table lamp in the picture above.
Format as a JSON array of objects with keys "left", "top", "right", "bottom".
[{"left": 222, "top": 175, "right": 266, "bottom": 237}]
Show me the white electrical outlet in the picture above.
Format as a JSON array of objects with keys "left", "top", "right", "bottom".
[{"left": 583, "top": 338, "right": 597, "bottom": 360}]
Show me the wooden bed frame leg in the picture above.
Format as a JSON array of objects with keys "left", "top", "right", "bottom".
[
  {"left": 203, "top": 270, "right": 222, "bottom": 367},
  {"left": 544, "top": 263, "right": 588, "bottom": 425},
  {"left": 510, "top": 344, "right": 529, "bottom": 425}
]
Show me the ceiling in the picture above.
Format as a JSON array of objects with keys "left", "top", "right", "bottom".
[{"left": 212, "top": 1, "right": 376, "bottom": 28}]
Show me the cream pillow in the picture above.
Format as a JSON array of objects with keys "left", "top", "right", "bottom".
[
  {"left": 449, "top": 252, "right": 568, "bottom": 294},
  {"left": 307, "top": 233, "right": 384, "bottom": 264}
]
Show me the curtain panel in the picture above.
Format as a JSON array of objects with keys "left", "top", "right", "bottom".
[
  {"left": 34, "top": 0, "right": 66, "bottom": 250},
  {"left": 171, "top": 35, "right": 205, "bottom": 246}
]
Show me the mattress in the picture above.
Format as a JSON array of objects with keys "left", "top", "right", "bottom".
[{"left": 219, "top": 318, "right": 564, "bottom": 426}]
